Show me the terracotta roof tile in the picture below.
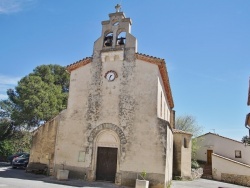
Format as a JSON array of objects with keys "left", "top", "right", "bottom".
[{"left": 66, "top": 57, "right": 92, "bottom": 73}]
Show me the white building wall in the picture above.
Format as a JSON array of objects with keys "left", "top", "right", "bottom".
[
  {"left": 157, "top": 76, "right": 170, "bottom": 122},
  {"left": 196, "top": 133, "right": 250, "bottom": 165}
]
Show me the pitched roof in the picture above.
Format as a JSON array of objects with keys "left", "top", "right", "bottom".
[
  {"left": 66, "top": 53, "right": 174, "bottom": 108},
  {"left": 196, "top": 132, "right": 242, "bottom": 144},
  {"left": 173, "top": 129, "right": 193, "bottom": 135},
  {"left": 66, "top": 57, "right": 92, "bottom": 73}
]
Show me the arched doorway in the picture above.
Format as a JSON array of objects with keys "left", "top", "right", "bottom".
[{"left": 94, "top": 130, "right": 120, "bottom": 182}]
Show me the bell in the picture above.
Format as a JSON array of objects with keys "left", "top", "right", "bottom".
[
  {"left": 104, "top": 36, "right": 113, "bottom": 47},
  {"left": 118, "top": 37, "right": 125, "bottom": 45}
]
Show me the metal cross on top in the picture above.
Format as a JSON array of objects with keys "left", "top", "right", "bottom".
[{"left": 115, "top": 4, "right": 121, "bottom": 12}]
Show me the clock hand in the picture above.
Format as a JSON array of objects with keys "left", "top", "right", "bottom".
[{"left": 109, "top": 75, "right": 112, "bottom": 79}]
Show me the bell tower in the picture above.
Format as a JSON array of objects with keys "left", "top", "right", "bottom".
[{"left": 93, "top": 4, "right": 137, "bottom": 59}]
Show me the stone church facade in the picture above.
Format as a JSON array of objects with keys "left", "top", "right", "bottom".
[{"left": 29, "top": 6, "right": 192, "bottom": 188}]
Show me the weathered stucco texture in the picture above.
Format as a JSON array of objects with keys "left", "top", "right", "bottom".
[
  {"left": 29, "top": 115, "right": 60, "bottom": 169},
  {"left": 54, "top": 55, "right": 173, "bottom": 187},
  {"left": 29, "top": 8, "right": 180, "bottom": 188},
  {"left": 173, "top": 131, "right": 192, "bottom": 179}
]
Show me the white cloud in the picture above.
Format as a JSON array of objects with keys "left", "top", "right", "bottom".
[
  {"left": 0, "top": 0, "right": 36, "bottom": 14},
  {"left": 0, "top": 74, "right": 20, "bottom": 100}
]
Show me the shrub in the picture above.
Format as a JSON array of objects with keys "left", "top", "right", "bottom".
[{"left": 191, "top": 160, "right": 200, "bottom": 169}]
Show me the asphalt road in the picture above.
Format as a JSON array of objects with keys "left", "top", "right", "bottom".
[
  {"left": 0, "top": 162, "right": 248, "bottom": 188},
  {"left": 172, "top": 179, "right": 248, "bottom": 188},
  {"left": 0, "top": 162, "right": 129, "bottom": 188}
]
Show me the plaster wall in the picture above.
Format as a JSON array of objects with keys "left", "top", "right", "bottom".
[
  {"left": 212, "top": 153, "right": 250, "bottom": 187},
  {"left": 165, "top": 126, "right": 173, "bottom": 186},
  {"left": 196, "top": 133, "right": 250, "bottom": 165},
  {"left": 54, "top": 56, "right": 172, "bottom": 187},
  {"left": 173, "top": 133, "right": 192, "bottom": 178},
  {"left": 157, "top": 77, "right": 171, "bottom": 122}
]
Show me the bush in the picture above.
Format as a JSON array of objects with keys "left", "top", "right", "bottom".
[{"left": 191, "top": 160, "right": 200, "bottom": 169}]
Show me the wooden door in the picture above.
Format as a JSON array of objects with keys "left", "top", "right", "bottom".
[
  {"left": 207, "top": 150, "right": 213, "bottom": 164},
  {"left": 96, "top": 147, "right": 118, "bottom": 182}
]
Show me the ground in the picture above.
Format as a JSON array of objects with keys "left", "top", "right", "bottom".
[{"left": 0, "top": 162, "right": 247, "bottom": 188}]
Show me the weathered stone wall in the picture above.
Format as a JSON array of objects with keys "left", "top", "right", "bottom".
[
  {"left": 221, "top": 173, "right": 250, "bottom": 187},
  {"left": 29, "top": 114, "right": 60, "bottom": 169}
]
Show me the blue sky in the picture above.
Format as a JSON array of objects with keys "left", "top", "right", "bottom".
[{"left": 0, "top": 0, "right": 249, "bottom": 141}]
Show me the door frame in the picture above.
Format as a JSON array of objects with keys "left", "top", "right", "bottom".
[
  {"left": 92, "top": 130, "right": 120, "bottom": 181},
  {"left": 96, "top": 147, "right": 118, "bottom": 182},
  {"left": 207, "top": 150, "right": 213, "bottom": 164}
]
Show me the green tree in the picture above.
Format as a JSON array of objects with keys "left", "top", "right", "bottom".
[
  {"left": 242, "top": 135, "right": 250, "bottom": 145},
  {"left": 175, "top": 115, "right": 203, "bottom": 159},
  {"left": 7, "top": 64, "right": 69, "bottom": 127},
  {"left": 0, "top": 100, "right": 32, "bottom": 160},
  {"left": 0, "top": 100, "right": 15, "bottom": 141}
]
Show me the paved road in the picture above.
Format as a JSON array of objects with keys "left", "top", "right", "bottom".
[
  {"left": 0, "top": 162, "right": 248, "bottom": 188},
  {"left": 172, "top": 178, "right": 248, "bottom": 188},
  {"left": 0, "top": 163, "right": 129, "bottom": 188}
]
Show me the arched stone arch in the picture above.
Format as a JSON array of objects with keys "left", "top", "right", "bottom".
[
  {"left": 116, "top": 30, "right": 126, "bottom": 46},
  {"left": 117, "top": 28, "right": 126, "bottom": 36},
  {"left": 88, "top": 123, "right": 127, "bottom": 145}
]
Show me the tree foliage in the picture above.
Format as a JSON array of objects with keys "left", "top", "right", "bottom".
[
  {"left": 0, "top": 100, "right": 15, "bottom": 141},
  {"left": 242, "top": 135, "right": 250, "bottom": 145},
  {"left": 7, "top": 64, "right": 69, "bottom": 127},
  {"left": 175, "top": 115, "right": 203, "bottom": 137},
  {"left": 175, "top": 115, "right": 203, "bottom": 159},
  {"left": 0, "top": 130, "right": 32, "bottom": 161}
]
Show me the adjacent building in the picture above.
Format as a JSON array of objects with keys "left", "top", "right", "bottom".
[{"left": 195, "top": 132, "right": 250, "bottom": 187}]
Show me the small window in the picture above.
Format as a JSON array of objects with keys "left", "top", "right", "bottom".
[
  {"left": 184, "top": 138, "right": 188, "bottom": 148},
  {"left": 235, "top": 150, "right": 241, "bottom": 158}
]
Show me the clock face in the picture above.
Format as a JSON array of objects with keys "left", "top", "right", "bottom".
[{"left": 105, "top": 70, "right": 117, "bottom": 81}]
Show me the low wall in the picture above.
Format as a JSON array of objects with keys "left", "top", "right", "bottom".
[
  {"left": 212, "top": 153, "right": 250, "bottom": 187},
  {"left": 29, "top": 115, "right": 60, "bottom": 169}
]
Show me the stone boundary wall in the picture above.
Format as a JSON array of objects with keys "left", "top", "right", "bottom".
[
  {"left": 221, "top": 173, "right": 250, "bottom": 187},
  {"left": 29, "top": 115, "right": 59, "bottom": 169},
  {"left": 212, "top": 153, "right": 250, "bottom": 187}
]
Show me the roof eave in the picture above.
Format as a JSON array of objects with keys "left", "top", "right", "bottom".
[{"left": 135, "top": 53, "right": 174, "bottom": 109}]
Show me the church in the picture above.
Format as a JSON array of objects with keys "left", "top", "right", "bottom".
[{"left": 29, "top": 5, "right": 192, "bottom": 188}]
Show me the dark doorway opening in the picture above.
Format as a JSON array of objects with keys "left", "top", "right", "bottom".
[
  {"left": 207, "top": 150, "right": 213, "bottom": 165},
  {"left": 96, "top": 147, "right": 118, "bottom": 182}
]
